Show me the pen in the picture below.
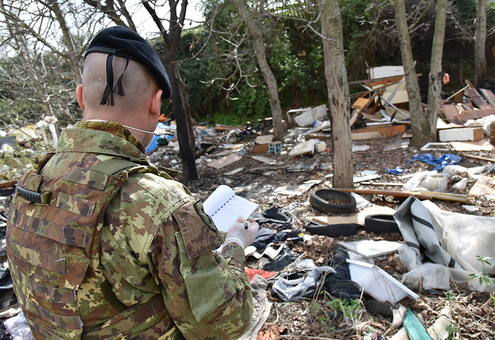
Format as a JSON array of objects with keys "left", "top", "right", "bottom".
[{"left": 241, "top": 217, "right": 249, "bottom": 229}]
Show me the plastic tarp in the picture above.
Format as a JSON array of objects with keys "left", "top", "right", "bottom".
[{"left": 394, "top": 197, "right": 495, "bottom": 292}]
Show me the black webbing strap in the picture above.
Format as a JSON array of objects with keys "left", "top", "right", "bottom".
[{"left": 16, "top": 186, "right": 52, "bottom": 204}]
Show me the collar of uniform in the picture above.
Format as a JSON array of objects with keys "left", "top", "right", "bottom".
[
  {"left": 58, "top": 123, "right": 147, "bottom": 160},
  {"left": 74, "top": 120, "right": 147, "bottom": 154}
]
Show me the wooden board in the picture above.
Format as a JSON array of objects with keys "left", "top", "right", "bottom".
[
  {"left": 441, "top": 104, "right": 463, "bottom": 125},
  {"left": 457, "top": 108, "right": 495, "bottom": 122},
  {"left": 469, "top": 176, "right": 495, "bottom": 196},
  {"left": 450, "top": 139, "right": 495, "bottom": 152},
  {"left": 480, "top": 88, "right": 495, "bottom": 107},
  {"left": 465, "top": 87, "right": 493, "bottom": 110},
  {"left": 207, "top": 154, "right": 243, "bottom": 169}
]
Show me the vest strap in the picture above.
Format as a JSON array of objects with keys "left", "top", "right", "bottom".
[{"left": 90, "top": 159, "right": 139, "bottom": 175}]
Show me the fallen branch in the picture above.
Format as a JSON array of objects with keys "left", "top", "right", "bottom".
[
  {"left": 461, "top": 153, "right": 495, "bottom": 163},
  {"left": 333, "top": 187, "right": 472, "bottom": 204}
]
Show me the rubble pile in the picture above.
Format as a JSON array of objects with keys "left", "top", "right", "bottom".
[{"left": 1, "top": 76, "right": 495, "bottom": 339}]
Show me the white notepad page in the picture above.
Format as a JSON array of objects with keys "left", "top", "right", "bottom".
[{"left": 203, "top": 185, "right": 258, "bottom": 232}]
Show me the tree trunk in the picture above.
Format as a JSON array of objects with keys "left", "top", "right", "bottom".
[
  {"left": 475, "top": 0, "right": 486, "bottom": 88},
  {"left": 393, "top": 0, "right": 425, "bottom": 146},
  {"left": 321, "top": 0, "right": 353, "bottom": 188},
  {"left": 229, "top": 0, "right": 284, "bottom": 141},
  {"left": 143, "top": 0, "right": 198, "bottom": 180},
  {"left": 165, "top": 60, "right": 198, "bottom": 180},
  {"left": 47, "top": 0, "right": 82, "bottom": 85},
  {"left": 426, "top": 0, "right": 448, "bottom": 142}
]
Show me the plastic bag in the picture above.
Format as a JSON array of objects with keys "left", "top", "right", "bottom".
[
  {"left": 4, "top": 312, "right": 34, "bottom": 340},
  {"left": 402, "top": 263, "right": 451, "bottom": 290}
]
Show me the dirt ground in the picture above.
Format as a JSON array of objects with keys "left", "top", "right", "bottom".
[{"left": 154, "top": 129, "right": 495, "bottom": 340}]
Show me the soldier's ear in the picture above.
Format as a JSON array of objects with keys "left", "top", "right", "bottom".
[
  {"left": 76, "top": 84, "right": 85, "bottom": 111},
  {"left": 149, "top": 89, "right": 162, "bottom": 119}
]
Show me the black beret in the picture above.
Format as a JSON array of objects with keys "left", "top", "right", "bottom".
[{"left": 85, "top": 26, "right": 172, "bottom": 100}]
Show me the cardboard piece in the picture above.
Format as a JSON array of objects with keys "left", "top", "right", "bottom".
[
  {"left": 309, "top": 205, "right": 396, "bottom": 226},
  {"left": 207, "top": 154, "right": 243, "bottom": 169},
  {"left": 251, "top": 155, "right": 277, "bottom": 165},
  {"left": 347, "top": 259, "right": 419, "bottom": 304},
  {"left": 338, "top": 240, "right": 401, "bottom": 258},
  {"left": 352, "top": 131, "right": 383, "bottom": 140},
  {"left": 255, "top": 135, "right": 273, "bottom": 144},
  {"left": 383, "top": 141, "right": 410, "bottom": 151},
  {"left": 254, "top": 144, "right": 269, "bottom": 153},
  {"left": 438, "top": 127, "right": 483, "bottom": 142},
  {"left": 450, "top": 139, "right": 495, "bottom": 152},
  {"left": 352, "top": 124, "right": 406, "bottom": 137}
]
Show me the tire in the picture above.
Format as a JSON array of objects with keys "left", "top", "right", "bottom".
[
  {"left": 364, "top": 214, "right": 400, "bottom": 234},
  {"left": 310, "top": 189, "right": 356, "bottom": 214},
  {"left": 305, "top": 221, "right": 357, "bottom": 237}
]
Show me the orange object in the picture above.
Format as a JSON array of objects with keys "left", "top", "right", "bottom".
[
  {"left": 245, "top": 268, "right": 277, "bottom": 282},
  {"left": 158, "top": 114, "right": 166, "bottom": 122},
  {"left": 443, "top": 73, "right": 450, "bottom": 84}
]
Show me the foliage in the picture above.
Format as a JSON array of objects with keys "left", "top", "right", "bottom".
[
  {"left": 444, "top": 290, "right": 456, "bottom": 301},
  {"left": 469, "top": 255, "right": 492, "bottom": 286},
  {"left": 327, "top": 298, "right": 361, "bottom": 321},
  {"left": 445, "top": 324, "right": 460, "bottom": 340}
]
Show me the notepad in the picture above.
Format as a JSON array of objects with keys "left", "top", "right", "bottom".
[{"left": 203, "top": 185, "right": 259, "bottom": 232}]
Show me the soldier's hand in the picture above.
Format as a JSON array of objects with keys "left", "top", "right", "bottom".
[{"left": 224, "top": 217, "right": 259, "bottom": 249}]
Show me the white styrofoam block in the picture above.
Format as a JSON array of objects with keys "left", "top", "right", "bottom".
[{"left": 438, "top": 127, "right": 483, "bottom": 142}]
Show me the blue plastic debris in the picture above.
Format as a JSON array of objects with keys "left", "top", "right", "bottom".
[
  {"left": 385, "top": 167, "right": 405, "bottom": 175},
  {"left": 408, "top": 153, "right": 461, "bottom": 171}
]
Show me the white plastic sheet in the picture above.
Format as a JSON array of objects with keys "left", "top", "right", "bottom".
[{"left": 394, "top": 197, "right": 495, "bottom": 292}]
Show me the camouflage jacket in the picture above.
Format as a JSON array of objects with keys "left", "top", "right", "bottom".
[{"left": 7, "top": 121, "right": 252, "bottom": 340}]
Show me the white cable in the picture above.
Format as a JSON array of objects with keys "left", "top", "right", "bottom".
[{"left": 87, "top": 119, "right": 155, "bottom": 134}]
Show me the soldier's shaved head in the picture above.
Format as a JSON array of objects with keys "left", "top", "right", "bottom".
[{"left": 81, "top": 52, "right": 159, "bottom": 116}]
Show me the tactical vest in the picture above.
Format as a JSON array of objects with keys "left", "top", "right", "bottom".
[{"left": 7, "top": 153, "right": 183, "bottom": 340}]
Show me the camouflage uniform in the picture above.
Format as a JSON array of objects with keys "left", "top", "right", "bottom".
[{"left": 6, "top": 121, "right": 253, "bottom": 340}]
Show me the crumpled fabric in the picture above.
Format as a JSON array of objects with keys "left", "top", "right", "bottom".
[
  {"left": 271, "top": 266, "right": 335, "bottom": 302},
  {"left": 251, "top": 206, "right": 293, "bottom": 231},
  {"left": 408, "top": 153, "right": 461, "bottom": 171},
  {"left": 324, "top": 246, "right": 362, "bottom": 300},
  {"left": 385, "top": 167, "right": 405, "bottom": 175},
  {"left": 250, "top": 227, "right": 290, "bottom": 250},
  {"left": 238, "top": 275, "right": 272, "bottom": 340}
]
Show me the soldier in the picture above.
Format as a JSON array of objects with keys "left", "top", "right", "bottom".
[{"left": 6, "top": 26, "right": 259, "bottom": 340}]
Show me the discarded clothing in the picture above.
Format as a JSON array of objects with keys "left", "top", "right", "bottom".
[
  {"left": 238, "top": 275, "right": 272, "bottom": 340},
  {"left": 250, "top": 227, "right": 289, "bottom": 250},
  {"left": 262, "top": 247, "right": 294, "bottom": 272},
  {"left": 324, "top": 246, "right": 362, "bottom": 300},
  {"left": 408, "top": 153, "right": 461, "bottom": 171},
  {"left": 245, "top": 269, "right": 278, "bottom": 282},
  {"left": 251, "top": 206, "right": 292, "bottom": 231},
  {"left": 271, "top": 266, "right": 335, "bottom": 302}
]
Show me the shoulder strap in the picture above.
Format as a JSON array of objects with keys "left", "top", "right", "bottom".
[{"left": 90, "top": 159, "right": 139, "bottom": 176}]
